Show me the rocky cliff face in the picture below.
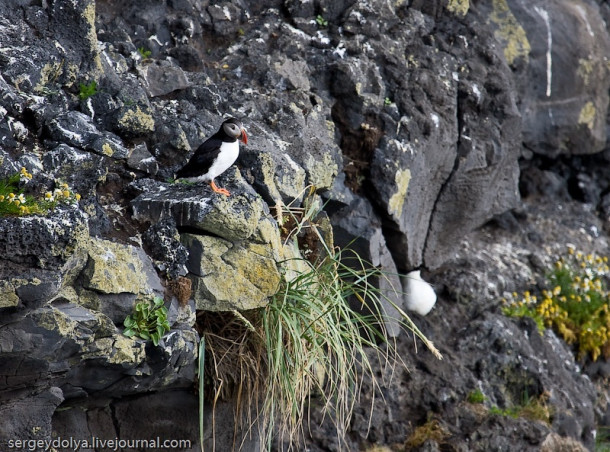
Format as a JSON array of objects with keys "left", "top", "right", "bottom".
[{"left": 1, "top": 0, "right": 610, "bottom": 450}]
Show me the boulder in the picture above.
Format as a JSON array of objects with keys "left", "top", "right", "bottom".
[
  {"left": 46, "top": 111, "right": 129, "bottom": 159},
  {"left": 137, "top": 60, "right": 191, "bottom": 97},
  {"left": 479, "top": 0, "right": 610, "bottom": 156},
  {"left": 0, "top": 387, "right": 64, "bottom": 446},
  {"left": 182, "top": 233, "right": 281, "bottom": 311},
  {"left": 0, "top": 207, "right": 88, "bottom": 269},
  {"left": 126, "top": 143, "right": 159, "bottom": 175},
  {"left": 239, "top": 144, "right": 307, "bottom": 206},
  {"left": 42, "top": 144, "right": 107, "bottom": 199},
  {"left": 131, "top": 169, "right": 265, "bottom": 242},
  {"left": 141, "top": 216, "right": 189, "bottom": 278},
  {"left": 81, "top": 238, "right": 162, "bottom": 295}
]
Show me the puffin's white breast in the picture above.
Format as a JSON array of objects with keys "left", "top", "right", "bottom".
[{"left": 206, "top": 140, "right": 240, "bottom": 180}]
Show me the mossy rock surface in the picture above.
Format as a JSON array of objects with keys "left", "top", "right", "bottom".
[
  {"left": 81, "top": 238, "right": 161, "bottom": 295},
  {"left": 182, "top": 233, "right": 281, "bottom": 311},
  {"left": 131, "top": 169, "right": 264, "bottom": 242}
]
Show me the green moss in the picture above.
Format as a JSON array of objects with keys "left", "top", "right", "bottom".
[
  {"left": 467, "top": 389, "right": 486, "bottom": 404},
  {"left": 78, "top": 80, "right": 98, "bottom": 100}
]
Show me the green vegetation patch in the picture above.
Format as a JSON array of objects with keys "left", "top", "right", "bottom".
[
  {"left": 503, "top": 247, "right": 610, "bottom": 361},
  {"left": 123, "top": 297, "right": 171, "bottom": 346},
  {"left": 78, "top": 80, "right": 98, "bottom": 100},
  {"left": 0, "top": 168, "right": 80, "bottom": 217}
]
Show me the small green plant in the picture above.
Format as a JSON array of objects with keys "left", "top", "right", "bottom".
[
  {"left": 0, "top": 168, "right": 80, "bottom": 217},
  {"left": 137, "top": 46, "right": 152, "bottom": 59},
  {"left": 315, "top": 14, "right": 328, "bottom": 27},
  {"left": 467, "top": 389, "right": 486, "bottom": 404},
  {"left": 489, "top": 392, "right": 551, "bottom": 423},
  {"left": 123, "top": 297, "right": 171, "bottom": 346},
  {"left": 384, "top": 97, "right": 392, "bottom": 106},
  {"left": 502, "top": 247, "right": 610, "bottom": 361},
  {"left": 596, "top": 426, "right": 610, "bottom": 452},
  {"left": 78, "top": 80, "right": 98, "bottom": 100}
]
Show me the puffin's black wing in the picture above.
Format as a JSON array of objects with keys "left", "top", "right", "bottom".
[{"left": 175, "top": 136, "right": 223, "bottom": 179}]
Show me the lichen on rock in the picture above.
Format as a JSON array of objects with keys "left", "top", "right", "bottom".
[
  {"left": 81, "top": 238, "right": 161, "bottom": 296},
  {"left": 182, "top": 233, "right": 280, "bottom": 311}
]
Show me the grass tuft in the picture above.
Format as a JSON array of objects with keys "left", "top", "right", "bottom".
[{"left": 197, "top": 187, "right": 441, "bottom": 450}]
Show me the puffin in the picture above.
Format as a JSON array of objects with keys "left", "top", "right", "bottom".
[
  {"left": 401, "top": 270, "right": 437, "bottom": 316},
  {"left": 175, "top": 117, "right": 248, "bottom": 196}
]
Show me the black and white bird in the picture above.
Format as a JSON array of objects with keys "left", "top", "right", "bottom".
[{"left": 175, "top": 117, "right": 248, "bottom": 196}]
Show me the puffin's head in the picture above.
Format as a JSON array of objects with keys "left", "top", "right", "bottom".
[{"left": 222, "top": 118, "right": 248, "bottom": 144}]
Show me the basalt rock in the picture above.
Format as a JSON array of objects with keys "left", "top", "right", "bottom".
[
  {"left": 46, "top": 111, "right": 129, "bottom": 159},
  {"left": 131, "top": 169, "right": 265, "bottom": 242},
  {"left": 0, "top": 207, "right": 88, "bottom": 269},
  {"left": 2, "top": 0, "right": 610, "bottom": 450},
  {"left": 182, "top": 233, "right": 281, "bottom": 311},
  {"left": 478, "top": 0, "right": 610, "bottom": 157}
]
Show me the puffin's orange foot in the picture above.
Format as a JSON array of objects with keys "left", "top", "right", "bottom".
[{"left": 210, "top": 180, "right": 230, "bottom": 197}]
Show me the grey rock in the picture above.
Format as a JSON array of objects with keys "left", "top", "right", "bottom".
[
  {"left": 113, "top": 104, "right": 156, "bottom": 137},
  {"left": 126, "top": 143, "right": 159, "bottom": 175},
  {"left": 167, "top": 297, "right": 196, "bottom": 329},
  {"left": 46, "top": 111, "right": 129, "bottom": 159},
  {"left": 273, "top": 57, "right": 311, "bottom": 91},
  {"left": 42, "top": 144, "right": 107, "bottom": 199},
  {"left": 182, "top": 233, "right": 280, "bottom": 311},
  {"left": 239, "top": 143, "right": 307, "bottom": 206},
  {"left": 141, "top": 216, "right": 188, "bottom": 278},
  {"left": 80, "top": 238, "right": 162, "bottom": 296},
  {"left": 131, "top": 170, "right": 265, "bottom": 242},
  {"left": 480, "top": 0, "right": 610, "bottom": 157},
  {"left": 0, "top": 0, "right": 101, "bottom": 96},
  {"left": 0, "top": 387, "right": 64, "bottom": 445},
  {"left": 138, "top": 61, "right": 190, "bottom": 97},
  {"left": 0, "top": 207, "right": 88, "bottom": 269}
]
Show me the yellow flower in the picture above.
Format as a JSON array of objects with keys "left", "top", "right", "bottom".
[
  {"left": 62, "top": 190, "right": 70, "bottom": 198},
  {"left": 75, "top": 193, "right": 81, "bottom": 201},
  {"left": 553, "top": 286, "right": 561, "bottom": 295}
]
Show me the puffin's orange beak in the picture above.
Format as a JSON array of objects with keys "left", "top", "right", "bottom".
[{"left": 240, "top": 128, "right": 248, "bottom": 145}]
